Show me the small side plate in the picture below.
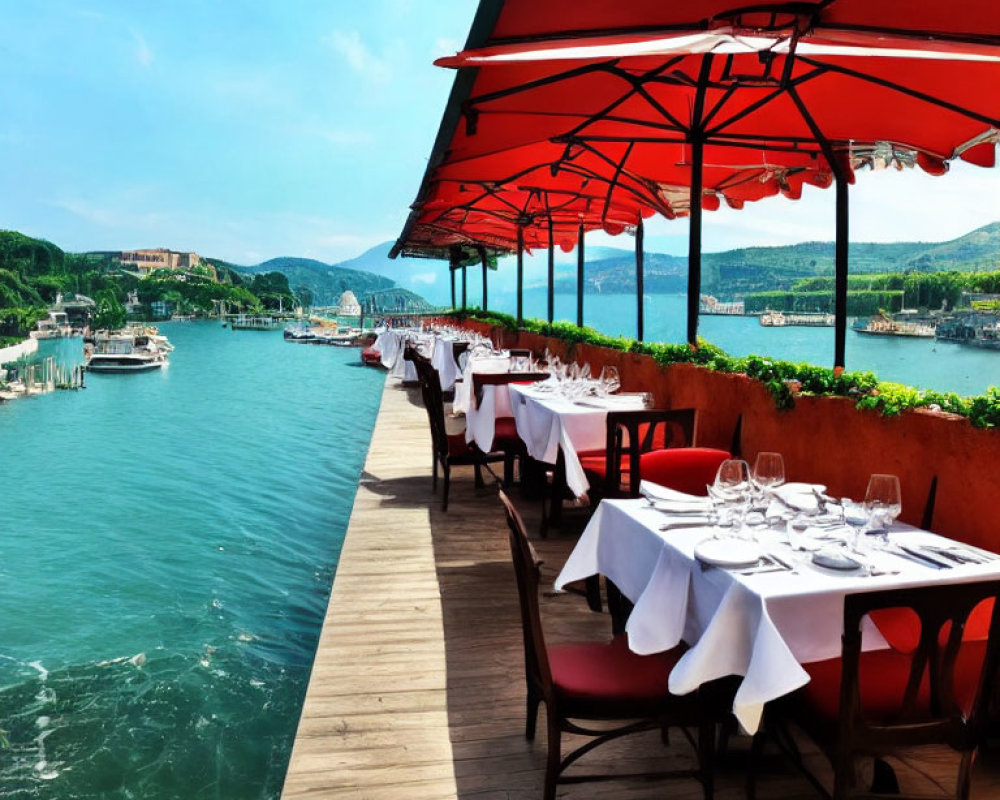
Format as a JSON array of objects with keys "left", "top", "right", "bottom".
[{"left": 812, "top": 549, "right": 861, "bottom": 571}]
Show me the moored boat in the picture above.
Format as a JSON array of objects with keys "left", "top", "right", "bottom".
[
  {"left": 852, "top": 311, "right": 936, "bottom": 337},
  {"left": 85, "top": 329, "right": 170, "bottom": 372}
]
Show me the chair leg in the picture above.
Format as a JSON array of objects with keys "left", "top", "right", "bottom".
[
  {"left": 504, "top": 452, "right": 516, "bottom": 487},
  {"left": 585, "top": 575, "right": 603, "bottom": 613},
  {"left": 525, "top": 687, "right": 541, "bottom": 740},
  {"left": 474, "top": 460, "right": 484, "bottom": 488},
  {"left": 544, "top": 712, "right": 561, "bottom": 800},
  {"left": 698, "top": 717, "right": 716, "bottom": 800},
  {"left": 607, "top": 579, "right": 635, "bottom": 632},
  {"left": 746, "top": 731, "right": 766, "bottom": 800},
  {"left": 432, "top": 452, "right": 438, "bottom": 491}
]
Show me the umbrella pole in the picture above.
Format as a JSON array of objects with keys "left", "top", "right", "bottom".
[
  {"left": 547, "top": 218, "right": 554, "bottom": 324},
  {"left": 687, "top": 138, "right": 704, "bottom": 347},
  {"left": 636, "top": 216, "right": 644, "bottom": 341},
  {"left": 516, "top": 226, "right": 524, "bottom": 326},
  {"left": 462, "top": 264, "right": 467, "bottom": 310},
  {"left": 834, "top": 174, "right": 849, "bottom": 370},
  {"left": 480, "top": 247, "right": 488, "bottom": 311},
  {"left": 576, "top": 222, "right": 585, "bottom": 327},
  {"left": 450, "top": 260, "right": 457, "bottom": 310}
]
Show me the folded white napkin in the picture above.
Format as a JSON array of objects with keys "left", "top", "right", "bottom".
[
  {"left": 769, "top": 483, "right": 821, "bottom": 513},
  {"left": 639, "top": 480, "right": 706, "bottom": 505}
]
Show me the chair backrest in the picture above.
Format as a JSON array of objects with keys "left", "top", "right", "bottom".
[
  {"left": 638, "top": 447, "right": 732, "bottom": 497},
  {"left": 603, "top": 408, "right": 697, "bottom": 498},
  {"left": 407, "top": 346, "right": 450, "bottom": 461},
  {"left": 499, "top": 490, "right": 555, "bottom": 706},
  {"left": 841, "top": 580, "right": 1000, "bottom": 753},
  {"left": 472, "top": 370, "right": 549, "bottom": 409}
]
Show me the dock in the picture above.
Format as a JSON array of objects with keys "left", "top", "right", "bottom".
[{"left": 281, "top": 379, "right": 1000, "bottom": 799}]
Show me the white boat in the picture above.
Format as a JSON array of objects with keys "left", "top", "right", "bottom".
[
  {"left": 30, "top": 311, "right": 72, "bottom": 339},
  {"left": 85, "top": 329, "right": 170, "bottom": 373},
  {"left": 852, "top": 312, "right": 936, "bottom": 338},
  {"left": 759, "top": 311, "right": 835, "bottom": 327}
]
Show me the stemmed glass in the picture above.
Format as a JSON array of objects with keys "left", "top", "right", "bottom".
[
  {"left": 598, "top": 365, "right": 621, "bottom": 396},
  {"left": 710, "top": 459, "right": 752, "bottom": 537},
  {"left": 865, "top": 474, "right": 901, "bottom": 548},
  {"left": 865, "top": 474, "right": 901, "bottom": 526},
  {"left": 752, "top": 452, "right": 785, "bottom": 495}
]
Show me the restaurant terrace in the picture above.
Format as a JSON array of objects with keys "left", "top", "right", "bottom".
[{"left": 282, "top": 2, "right": 1000, "bottom": 799}]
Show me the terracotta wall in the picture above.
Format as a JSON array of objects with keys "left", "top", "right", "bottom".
[{"left": 454, "top": 319, "right": 1000, "bottom": 551}]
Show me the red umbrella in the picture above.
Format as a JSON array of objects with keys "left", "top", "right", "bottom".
[{"left": 395, "top": 1, "right": 1000, "bottom": 364}]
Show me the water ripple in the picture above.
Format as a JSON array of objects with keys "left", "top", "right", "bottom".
[{"left": 0, "top": 323, "right": 384, "bottom": 798}]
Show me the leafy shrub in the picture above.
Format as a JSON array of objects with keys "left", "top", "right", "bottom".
[{"left": 444, "top": 309, "right": 1000, "bottom": 428}]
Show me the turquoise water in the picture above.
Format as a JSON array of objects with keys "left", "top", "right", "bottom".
[
  {"left": 0, "top": 322, "right": 384, "bottom": 799},
  {"left": 492, "top": 289, "right": 1000, "bottom": 396}
]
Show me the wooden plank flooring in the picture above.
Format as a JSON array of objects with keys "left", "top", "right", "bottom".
[{"left": 281, "top": 378, "right": 1000, "bottom": 799}]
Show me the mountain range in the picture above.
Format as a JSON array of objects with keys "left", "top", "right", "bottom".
[{"left": 204, "top": 222, "right": 1000, "bottom": 310}]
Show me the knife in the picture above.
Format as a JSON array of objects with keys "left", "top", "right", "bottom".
[
  {"left": 895, "top": 544, "right": 950, "bottom": 569},
  {"left": 659, "top": 519, "right": 713, "bottom": 531}
]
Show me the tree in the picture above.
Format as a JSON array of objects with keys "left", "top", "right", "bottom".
[{"left": 93, "top": 289, "right": 127, "bottom": 330}]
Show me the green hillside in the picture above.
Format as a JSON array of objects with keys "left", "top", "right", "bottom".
[
  {"left": 547, "top": 222, "right": 1000, "bottom": 296},
  {"left": 230, "top": 256, "right": 435, "bottom": 311}
]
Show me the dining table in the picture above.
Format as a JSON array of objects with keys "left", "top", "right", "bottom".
[
  {"left": 506, "top": 382, "right": 648, "bottom": 500},
  {"left": 555, "top": 485, "right": 1000, "bottom": 733}
]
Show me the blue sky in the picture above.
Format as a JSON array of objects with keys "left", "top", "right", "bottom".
[{"left": 0, "top": 1, "right": 998, "bottom": 272}]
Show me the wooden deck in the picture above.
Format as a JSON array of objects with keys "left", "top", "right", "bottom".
[{"left": 281, "top": 378, "right": 1000, "bottom": 799}]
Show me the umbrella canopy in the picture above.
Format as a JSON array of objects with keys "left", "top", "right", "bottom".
[{"left": 394, "top": 0, "right": 1000, "bottom": 362}]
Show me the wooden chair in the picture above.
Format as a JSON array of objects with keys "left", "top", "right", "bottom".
[
  {"left": 499, "top": 490, "right": 717, "bottom": 800},
  {"left": 579, "top": 408, "right": 697, "bottom": 500},
  {"left": 407, "top": 347, "right": 506, "bottom": 511},
  {"left": 751, "top": 579, "right": 1000, "bottom": 800}
]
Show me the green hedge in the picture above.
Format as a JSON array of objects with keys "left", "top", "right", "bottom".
[{"left": 444, "top": 308, "right": 999, "bottom": 428}]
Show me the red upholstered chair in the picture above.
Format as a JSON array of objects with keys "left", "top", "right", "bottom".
[
  {"left": 499, "top": 490, "right": 716, "bottom": 800},
  {"left": 408, "top": 348, "right": 509, "bottom": 511},
  {"left": 580, "top": 408, "right": 698, "bottom": 500},
  {"left": 637, "top": 447, "right": 733, "bottom": 497},
  {"left": 750, "top": 580, "right": 1000, "bottom": 800}
]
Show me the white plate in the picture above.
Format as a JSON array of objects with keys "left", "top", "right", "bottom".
[{"left": 694, "top": 538, "right": 762, "bottom": 568}]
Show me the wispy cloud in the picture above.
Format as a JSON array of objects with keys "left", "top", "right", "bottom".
[
  {"left": 51, "top": 197, "right": 164, "bottom": 230},
  {"left": 322, "top": 30, "right": 391, "bottom": 84},
  {"left": 131, "top": 29, "right": 153, "bottom": 68},
  {"left": 304, "top": 126, "right": 374, "bottom": 147},
  {"left": 432, "top": 37, "right": 461, "bottom": 60}
]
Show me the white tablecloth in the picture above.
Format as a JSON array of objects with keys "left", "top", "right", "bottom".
[
  {"left": 555, "top": 498, "right": 1000, "bottom": 733},
  {"left": 507, "top": 385, "right": 645, "bottom": 498},
  {"left": 431, "top": 337, "right": 463, "bottom": 391},
  {"left": 453, "top": 354, "right": 511, "bottom": 416},
  {"left": 372, "top": 329, "right": 448, "bottom": 382}
]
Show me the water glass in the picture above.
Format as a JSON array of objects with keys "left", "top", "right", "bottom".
[
  {"left": 598, "top": 365, "right": 621, "bottom": 396},
  {"left": 865, "top": 474, "right": 902, "bottom": 528},
  {"left": 752, "top": 452, "right": 785, "bottom": 490}
]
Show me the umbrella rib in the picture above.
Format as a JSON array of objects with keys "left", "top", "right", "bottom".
[
  {"left": 563, "top": 58, "right": 686, "bottom": 139},
  {"left": 703, "top": 65, "right": 827, "bottom": 138},
  {"left": 465, "top": 61, "right": 616, "bottom": 108},
  {"left": 795, "top": 55, "right": 1000, "bottom": 129}
]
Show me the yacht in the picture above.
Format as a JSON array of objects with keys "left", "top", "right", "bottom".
[{"left": 84, "top": 329, "right": 170, "bottom": 373}]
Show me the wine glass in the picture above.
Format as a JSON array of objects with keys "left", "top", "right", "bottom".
[
  {"left": 598, "top": 365, "right": 620, "bottom": 395},
  {"left": 713, "top": 459, "right": 752, "bottom": 536},
  {"left": 864, "top": 474, "right": 902, "bottom": 529},
  {"left": 752, "top": 452, "right": 785, "bottom": 490}
]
